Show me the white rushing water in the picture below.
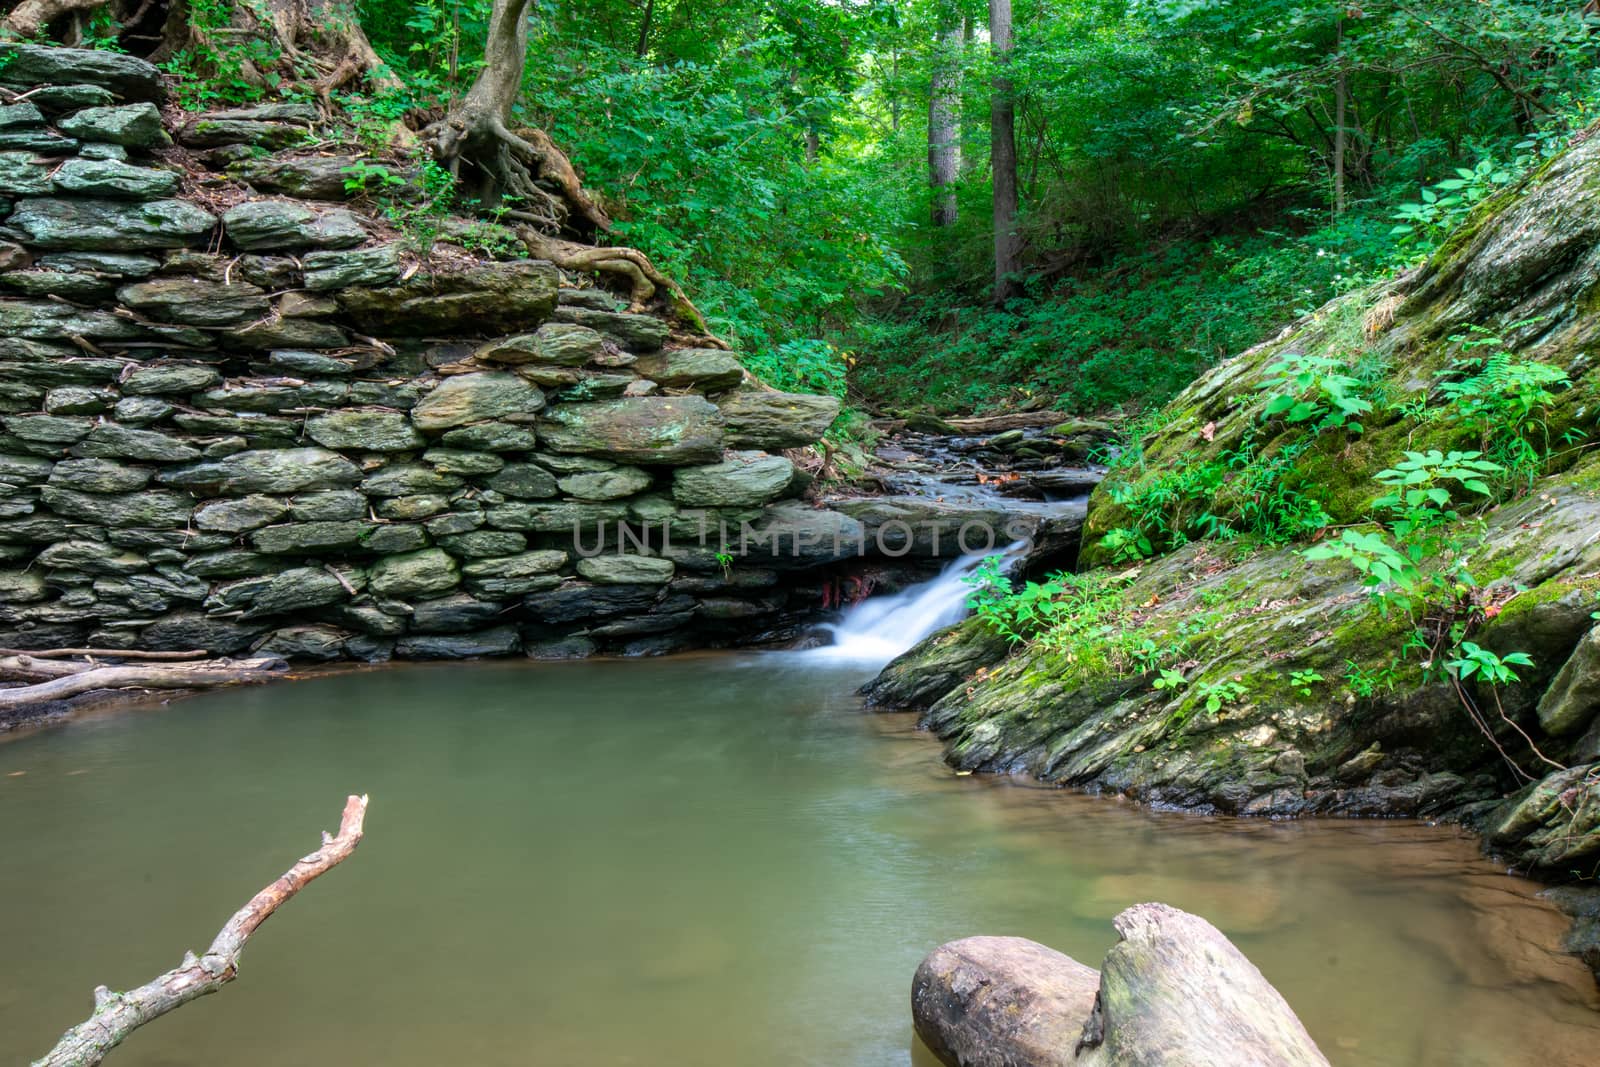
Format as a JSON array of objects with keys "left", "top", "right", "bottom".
[{"left": 803, "top": 547, "right": 1018, "bottom": 666}]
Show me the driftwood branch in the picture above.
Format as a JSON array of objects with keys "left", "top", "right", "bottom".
[
  {"left": 0, "top": 648, "right": 209, "bottom": 661},
  {"left": 33, "top": 795, "right": 371, "bottom": 1067},
  {"left": 0, "top": 656, "right": 284, "bottom": 710}
]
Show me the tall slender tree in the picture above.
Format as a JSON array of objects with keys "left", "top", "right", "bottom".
[
  {"left": 928, "top": 2, "right": 963, "bottom": 226},
  {"left": 989, "top": 0, "right": 1022, "bottom": 303}
]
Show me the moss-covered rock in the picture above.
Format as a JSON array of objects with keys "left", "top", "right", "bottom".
[
  {"left": 671, "top": 451, "right": 795, "bottom": 507},
  {"left": 7, "top": 197, "right": 214, "bottom": 250},
  {"left": 715, "top": 389, "right": 839, "bottom": 449},
  {"left": 537, "top": 396, "right": 724, "bottom": 464},
  {"left": 410, "top": 372, "right": 545, "bottom": 432},
  {"left": 222, "top": 200, "right": 367, "bottom": 251},
  {"left": 336, "top": 261, "right": 559, "bottom": 334},
  {"left": 55, "top": 103, "right": 167, "bottom": 147},
  {"left": 369, "top": 548, "right": 460, "bottom": 597},
  {"left": 306, "top": 409, "right": 426, "bottom": 452}
]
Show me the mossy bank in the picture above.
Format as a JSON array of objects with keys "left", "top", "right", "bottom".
[{"left": 865, "top": 123, "right": 1600, "bottom": 978}]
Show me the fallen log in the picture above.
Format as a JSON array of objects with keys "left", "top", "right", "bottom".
[
  {"left": 0, "top": 648, "right": 209, "bottom": 661},
  {"left": 0, "top": 656, "right": 285, "bottom": 710},
  {"left": 32, "top": 794, "right": 370, "bottom": 1067},
  {"left": 944, "top": 412, "right": 1072, "bottom": 434}
]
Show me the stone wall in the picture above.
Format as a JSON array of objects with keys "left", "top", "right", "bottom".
[{"left": 0, "top": 44, "right": 868, "bottom": 662}]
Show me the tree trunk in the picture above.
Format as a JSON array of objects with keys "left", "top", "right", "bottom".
[
  {"left": 1332, "top": 16, "right": 1347, "bottom": 216},
  {"left": 989, "top": 0, "right": 1022, "bottom": 304},
  {"left": 928, "top": 5, "right": 962, "bottom": 227},
  {"left": 634, "top": 0, "right": 653, "bottom": 57}
]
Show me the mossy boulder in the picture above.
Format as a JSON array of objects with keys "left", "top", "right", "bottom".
[
  {"left": 715, "top": 389, "right": 839, "bottom": 449},
  {"left": 577, "top": 554, "right": 675, "bottom": 584},
  {"left": 56, "top": 103, "right": 167, "bottom": 146},
  {"left": 476, "top": 322, "right": 604, "bottom": 366},
  {"left": 222, "top": 200, "right": 367, "bottom": 251},
  {"left": 302, "top": 244, "right": 403, "bottom": 290},
  {"left": 557, "top": 466, "right": 652, "bottom": 501},
  {"left": 672, "top": 451, "right": 795, "bottom": 507},
  {"left": 369, "top": 548, "right": 460, "bottom": 598},
  {"left": 306, "top": 409, "right": 427, "bottom": 452},
  {"left": 117, "top": 278, "right": 270, "bottom": 326},
  {"left": 7, "top": 197, "right": 215, "bottom": 250},
  {"left": 635, "top": 349, "right": 744, "bottom": 392},
  {"left": 336, "top": 261, "right": 559, "bottom": 334},
  {"left": 52, "top": 158, "right": 177, "bottom": 198},
  {"left": 410, "top": 373, "right": 546, "bottom": 432},
  {"left": 157, "top": 448, "right": 361, "bottom": 494},
  {"left": 0, "top": 44, "right": 163, "bottom": 100},
  {"left": 537, "top": 396, "right": 724, "bottom": 464}
]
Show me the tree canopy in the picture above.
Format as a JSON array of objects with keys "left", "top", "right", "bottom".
[{"left": 7, "top": 0, "right": 1598, "bottom": 411}]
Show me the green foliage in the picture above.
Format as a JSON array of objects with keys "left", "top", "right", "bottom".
[
  {"left": 1446, "top": 642, "right": 1534, "bottom": 687},
  {"left": 340, "top": 161, "right": 407, "bottom": 197},
  {"left": 1304, "top": 528, "right": 1422, "bottom": 599},
  {"left": 1391, "top": 159, "right": 1516, "bottom": 244},
  {"left": 1258, "top": 354, "right": 1374, "bottom": 434},
  {"left": 164, "top": 0, "right": 286, "bottom": 108},
  {"left": 1344, "top": 658, "right": 1401, "bottom": 698},
  {"left": 741, "top": 339, "right": 850, "bottom": 398},
  {"left": 1153, "top": 667, "right": 1188, "bottom": 691},
  {"left": 1196, "top": 679, "right": 1249, "bottom": 716},
  {"left": 1372, "top": 450, "right": 1501, "bottom": 540},
  {"left": 1288, "top": 669, "right": 1324, "bottom": 697},
  {"left": 1098, "top": 527, "right": 1152, "bottom": 564},
  {"left": 963, "top": 559, "right": 1186, "bottom": 679}
]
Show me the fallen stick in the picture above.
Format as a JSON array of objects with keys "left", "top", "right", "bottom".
[
  {"left": 0, "top": 657, "right": 284, "bottom": 710},
  {"left": 0, "top": 648, "right": 209, "bottom": 661},
  {"left": 33, "top": 795, "right": 370, "bottom": 1067}
]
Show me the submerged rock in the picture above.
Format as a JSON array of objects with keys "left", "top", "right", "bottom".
[
  {"left": 913, "top": 936, "right": 1098, "bottom": 1067},
  {"left": 913, "top": 905, "right": 1329, "bottom": 1067}
]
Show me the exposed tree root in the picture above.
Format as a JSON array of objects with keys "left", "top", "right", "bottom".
[
  {"left": 0, "top": 654, "right": 285, "bottom": 710},
  {"left": 514, "top": 225, "right": 728, "bottom": 347},
  {"left": 419, "top": 0, "right": 723, "bottom": 343},
  {"left": 1, "top": 0, "right": 110, "bottom": 38},
  {"left": 32, "top": 795, "right": 370, "bottom": 1067}
]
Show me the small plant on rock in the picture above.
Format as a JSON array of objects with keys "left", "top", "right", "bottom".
[{"left": 1257, "top": 353, "right": 1374, "bottom": 434}]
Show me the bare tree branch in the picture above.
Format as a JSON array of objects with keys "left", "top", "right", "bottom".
[
  {"left": 33, "top": 795, "right": 371, "bottom": 1067},
  {"left": 0, "top": 657, "right": 285, "bottom": 711}
]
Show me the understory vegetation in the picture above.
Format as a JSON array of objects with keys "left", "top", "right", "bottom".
[
  {"left": 963, "top": 313, "right": 1586, "bottom": 774},
  {"left": 15, "top": 0, "right": 1598, "bottom": 415}
]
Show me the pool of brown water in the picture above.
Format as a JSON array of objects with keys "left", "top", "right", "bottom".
[{"left": 1, "top": 654, "right": 1595, "bottom": 1066}]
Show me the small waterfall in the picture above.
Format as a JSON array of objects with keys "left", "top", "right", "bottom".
[{"left": 803, "top": 548, "right": 1017, "bottom": 666}]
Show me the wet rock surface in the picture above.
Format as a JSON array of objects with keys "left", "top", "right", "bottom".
[{"left": 913, "top": 905, "right": 1329, "bottom": 1067}]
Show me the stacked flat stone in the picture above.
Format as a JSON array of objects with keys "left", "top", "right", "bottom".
[{"left": 0, "top": 44, "right": 859, "bottom": 662}]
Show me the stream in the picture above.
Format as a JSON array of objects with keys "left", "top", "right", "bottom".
[{"left": 2, "top": 566, "right": 1599, "bottom": 1066}]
